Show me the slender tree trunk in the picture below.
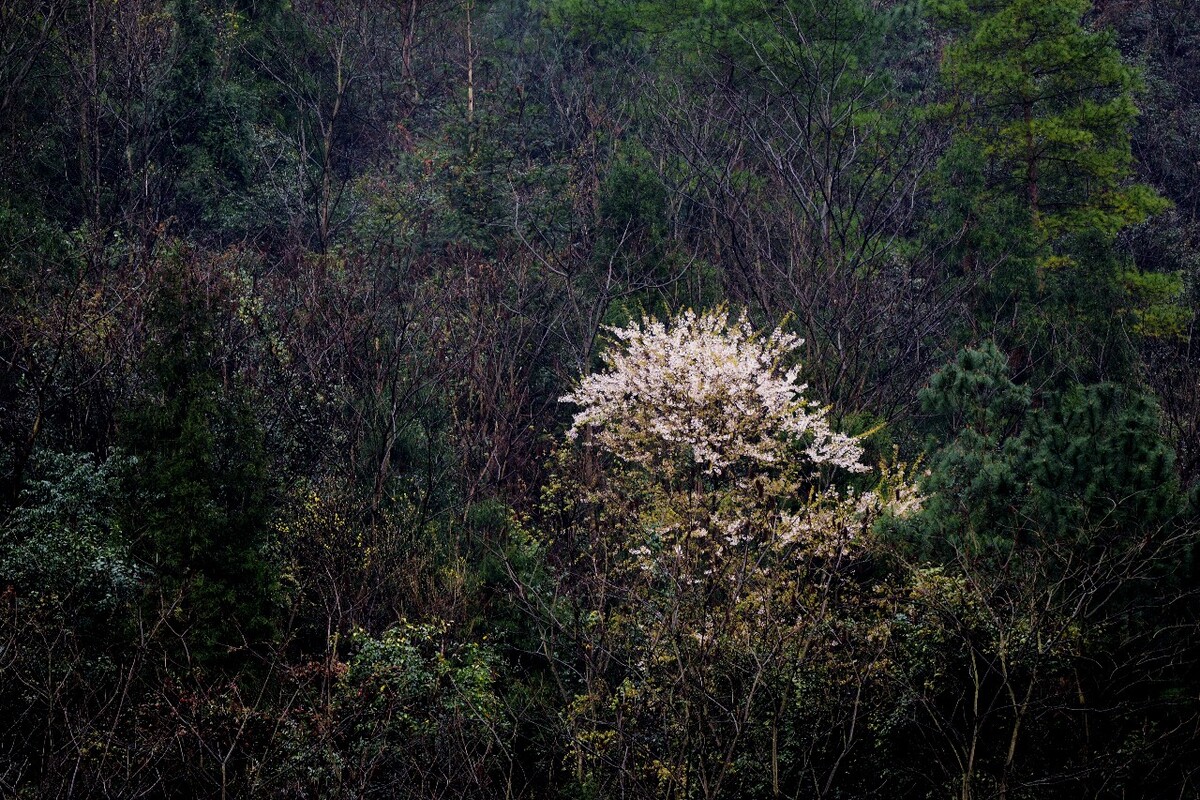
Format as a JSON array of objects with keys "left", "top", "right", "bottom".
[
  {"left": 1024, "top": 99, "right": 1038, "bottom": 223},
  {"left": 403, "top": 0, "right": 419, "bottom": 102},
  {"left": 319, "top": 37, "right": 346, "bottom": 251},
  {"left": 465, "top": 0, "right": 474, "bottom": 125}
]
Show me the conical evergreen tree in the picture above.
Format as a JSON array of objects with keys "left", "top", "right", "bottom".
[{"left": 121, "top": 258, "right": 278, "bottom": 666}]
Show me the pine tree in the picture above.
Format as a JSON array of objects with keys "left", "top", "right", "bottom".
[
  {"left": 935, "top": 0, "right": 1163, "bottom": 242},
  {"left": 904, "top": 341, "right": 1183, "bottom": 557},
  {"left": 931, "top": 0, "right": 1169, "bottom": 378}
]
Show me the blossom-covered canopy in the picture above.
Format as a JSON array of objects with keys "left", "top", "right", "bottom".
[{"left": 561, "top": 309, "right": 869, "bottom": 476}]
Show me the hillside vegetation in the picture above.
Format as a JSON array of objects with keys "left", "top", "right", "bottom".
[{"left": 1, "top": 1, "right": 1198, "bottom": 797}]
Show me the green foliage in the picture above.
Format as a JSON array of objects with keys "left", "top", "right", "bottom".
[
  {"left": 312, "top": 622, "right": 510, "bottom": 797},
  {"left": 1122, "top": 268, "right": 1192, "bottom": 338},
  {"left": 0, "top": 450, "right": 138, "bottom": 626},
  {"left": 881, "top": 342, "right": 1198, "bottom": 797},
  {"left": 931, "top": 0, "right": 1170, "bottom": 378},
  {"left": 344, "top": 621, "right": 501, "bottom": 724},
  {"left": 551, "top": 0, "right": 887, "bottom": 70},
  {"left": 119, "top": 257, "right": 279, "bottom": 664},
  {"left": 903, "top": 342, "right": 1183, "bottom": 556},
  {"left": 160, "top": 0, "right": 262, "bottom": 237},
  {"left": 933, "top": 0, "right": 1154, "bottom": 242}
]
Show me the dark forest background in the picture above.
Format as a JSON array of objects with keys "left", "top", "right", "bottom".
[{"left": 1, "top": 0, "right": 1199, "bottom": 797}]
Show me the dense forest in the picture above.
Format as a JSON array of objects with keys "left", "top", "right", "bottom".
[{"left": 1, "top": 0, "right": 1199, "bottom": 797}]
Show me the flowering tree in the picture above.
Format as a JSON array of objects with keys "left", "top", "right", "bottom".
[
  {"left": 561, "top": 308, "right": 917, "bottom": 565},
  {"left": 562, "top": 308, "right": 869, "bottom": 477},
  {"left": 531, "top": 308, "right": 920, "bottom": 798}
]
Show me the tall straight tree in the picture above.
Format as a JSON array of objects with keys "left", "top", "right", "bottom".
[
  {"left": 935, "top": 0, "right": 1159, "bottom": 236},
  {"left": 932, "top": 0, "right": 1167, "bottom": 379}
]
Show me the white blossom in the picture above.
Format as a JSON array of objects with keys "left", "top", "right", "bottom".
[
  {"left": 562, "top": 308, "right": 921, "bottom": 573},
  {"left": 561, "top": 308, "right": 869, "bottom": 476}
]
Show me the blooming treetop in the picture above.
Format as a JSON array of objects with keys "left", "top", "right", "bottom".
[{"left": 561, "top": 308, "right": 870, "bottom": 476}]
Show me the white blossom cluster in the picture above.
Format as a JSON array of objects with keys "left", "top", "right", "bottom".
[
  {"left": 776, "top": 481, "right": 923, "bottom": 560},
  {"left": 561, "top": 309, "right": 869, "bottom": 476}
]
